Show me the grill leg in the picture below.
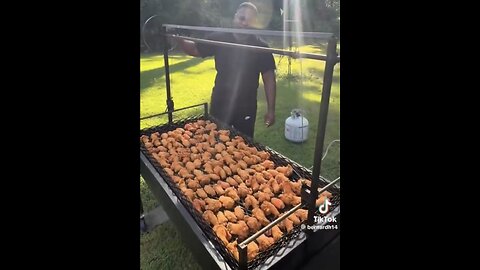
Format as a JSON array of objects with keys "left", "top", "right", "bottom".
[{"left": 140, "top": 197, "right": 147, "bottom": 233}]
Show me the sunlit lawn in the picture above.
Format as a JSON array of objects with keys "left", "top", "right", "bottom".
[{"left": 140, "top": 44, "right": 340, "bottom": 270}]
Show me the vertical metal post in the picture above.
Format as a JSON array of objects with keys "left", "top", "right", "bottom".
[
  {"left": 306, "top": 37, "right": 338, "bottom": 227},
  {"left": 237, "top": 244, "right": 248, "bottom": 270},
  {"left": 162, "top": 26, "right": 174, "bottom": 124},
  {"left": 203, "top": 103, "right": 209, "bottom": 119}
]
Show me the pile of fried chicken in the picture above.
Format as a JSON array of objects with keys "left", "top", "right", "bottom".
[{"left": 141, "top": 119, "right": 332, "bottom": 262}]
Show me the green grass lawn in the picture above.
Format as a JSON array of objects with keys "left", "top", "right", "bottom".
[{"left": 140, "top": 44, "right": 340, "bottom": 269}]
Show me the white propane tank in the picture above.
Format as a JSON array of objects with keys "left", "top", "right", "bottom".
[{"left": 285, "top": 109, "right": 309, "bottom": 142}]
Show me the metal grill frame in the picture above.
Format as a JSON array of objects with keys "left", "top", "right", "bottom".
[
  {"left": 141, "top": 23, "right": 341, "bottom": 269},
  {"left": 140, "top": 112, "right": 340, "bottom": 270}
]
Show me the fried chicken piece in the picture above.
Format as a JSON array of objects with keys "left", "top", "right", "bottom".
[
  {"left": 219, "top": 195, "right": 235, "bottom": 210},
  {"left": 237, "top": 169, "right": 250, "bottom": 181},
  {"left": 203, "top": 185, "right": 216, "bottom": 197},
  {"left": 217, "top": 180, "right": 231, "bottom": 190},
  {"left": 181, "top": 138, "right": 191, "bottom": 148},
  {"left": 228, "top": 220, "right": 249, "bottom": 241},
  {"left": 223, "top": 165, "right": 232, "bottom": 176},
  {"left": 192, "top": 198, "right": 205, "bottom": 213},
  {"left": 301, "top": 178, "right": 311, "bottom": 188},
  {"left": 213, "top": 165, "right": 222, "bottom": 175},
  {"left": 172, "top": 175, "right": 184, "bottom": 184},
  {"left": 294, "top": 209, "right": 308, "bottom": 222},
  {"left": 226, "top": 241, "right": 239, "bottom": 261},
  {"left": 217, "top": 211, "right": 228, "bottom": 224},
  {"left": 232, "top": 151, "right": 244, "bottom": 161},
  {"left": 150, "top": 132, "right": 160, "bottom": 140},
  {"left": 224, "top": 210, "right": 238, "bottom": 223},
  {"left": 287, "top": 213, "right": 301, "bottom": 225},
  {"left": 234, "top": 206, "right": 245, "bottom": 220},
  {"left": 183, "top": 188, "right": 195, "bottom": 202},
  {"left": 203, "top": 210, "right": 218, "bottom": 226},
  {"left": 217, "top": 167, "right": 227, "bottom": 179},
  {"left": 224, "top": 187, "right": 240, "bottom": 202},
  {"left": 214, "top": 143, "right": 226, "bottom": 153},
  {"left": 205, "top": 122, "right": 217, "bottom": 131},
  {"left": 270, "top": 198, "right": 285, "bottom": 210},
  {"left": 252, "top": 207, "right": 270, "bottom": 226},
  {"left": 320, "top": 190, "right": 332, "bottom": 198},
  {"left": 224, "top": 155, "right": 236, "bottom": 165},
  {"left": 279, "top": 218, "right": 294, "bottom": 233},
  {"left": 219, "top": 134, "right": 230, "bottom": 143},
  {"left": 229, "top": 163, "right": 239, "bottom": 174},
  {"left": 259, "top": 160, "right": 275, "bottom": 169},
  {"left": 213, "top": 224, "right": 231, "bottom": 245},
  {"left": 208, "top": 173, "right": 220, "bottom": 181},
  {"left": 244, "top": 195, "right": 259, "bottom": 210},
  {"left": 267, "top": 169, "right": 278, "bottom": 177},
  {"left": 245, "top": 176, "right": 259, "bottom": 192},
  {"left": 261, "top": 201, "right": 280, "bottom": 217},
  {"left": 246, "top": 241, "right": 259, "bottom": 262},
  {"left": 242, "top": 156, "right": 255, "bottom": 166},
  {"left": 275, "top": 164, "right": 293, "bottom": 177},
  {"left": 213, "top": 184, "right": 225, "bottom": 196},
  {"left": 256, "top": 234, "right": 275, "bottom": 252},
  {"left": 275, "top": 173, "right": 289, "bottom": 186},
  {"left": 262, "top": 171, "right": 273, "bottom": 180},
  {"left": 171, "top": 162, "right": 183, "bottom": 173},
  {"left": 267, "top": 179, "right": 281, "bottom": 194},
  {"left": 225, "top": 177, "right": 239, "bottom": 187},
  {"left": 196, "top": 187, "right": 209, "bottom": 200},
  {"left": 187, "top": 179, "right": 201, "bottom": 191},
  {"left": 185, "top": 161, "right": 195, "bottom": 173},
  {"left": 250, "top": 154, "right": 262, "bottom": 164},
  {"left": 144, "top": 142, "right": 154, "bottom": 149},
  {"left": 178, "top": 168, "right": 193, "bottom": 179},
  {"left": 197, "top": 174, "right": 211, "bottom": 186},
  {"left": 164, "top": 167, "right": 174, "bottom": 177},
  {"left": 237, "top": 183, "right": 252, "bottom": 198},
  {"left": 255, "top": 191, "right": 271, "bottom": 204},
  {"left": 193, "top": 169, "right": 203, "bottom": 178},
  {"left": 246, "top": 216, "right": 261, "bottom": 233},
  {"left": 279, "top": 193, "right": 301, "bottom": 207},
  {"left": 190, "top": 146, "right": 199, "bottom": 154},
  {"left": 280, "top": 181, "right": 294, "bottom": 194},
  {"left": 205, "top": 198, "right": 222, "bottom": 212},
  {"left": 237, "top": 160, "right": 248, "bottom": 170},
  {"left": 232, "top": 175, "right": 243, "bottom": 184},
  {"left": 290, "top": 181, "right": 302, "bottom": 195},
  {"left": 140, "top": 135, "right": 150, "bottom": 144},
  {"left": 193, "top": 159, "right": 202, "bottom": 169},
  {"left": 204, "top": 162, "right": 214, "bottom": 174},
  {"left": 271, "top": 225, "right": 283, "bottom": 241},
  {"left": 254, "top": 172, "right": 267, "bottom": 184}
]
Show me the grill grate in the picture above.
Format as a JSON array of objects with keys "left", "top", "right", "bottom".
[{"left": 140, "top": 115, "right": 340, "bottom": 270}]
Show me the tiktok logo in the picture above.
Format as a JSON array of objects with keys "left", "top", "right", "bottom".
[{"left": 318, "top": 198, "right": 332, "bottom": 214}]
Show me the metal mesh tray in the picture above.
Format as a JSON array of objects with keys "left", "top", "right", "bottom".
[{"left": 140, "top": 114, "right": 340, "bottom": 270}]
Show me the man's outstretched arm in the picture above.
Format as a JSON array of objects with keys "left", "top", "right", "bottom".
[{"left": 175, "top": 37, "right": 201, "bottom": 57}]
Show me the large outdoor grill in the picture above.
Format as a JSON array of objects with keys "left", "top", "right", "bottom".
[{"left": 140, "top": 24, "right": 340, "bottom": 270}]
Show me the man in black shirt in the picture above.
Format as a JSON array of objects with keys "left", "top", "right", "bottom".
[{"left": 176, "top": 2, "right": 277, "bottom": 139}]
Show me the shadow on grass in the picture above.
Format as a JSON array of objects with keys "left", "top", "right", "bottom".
[{"left": 140, "top": 57, "right": 207, "bottom": 91}]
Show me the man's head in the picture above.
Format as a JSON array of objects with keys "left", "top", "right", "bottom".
[{"left": 233, "top": 2, "right": 258, "bottom": 29}]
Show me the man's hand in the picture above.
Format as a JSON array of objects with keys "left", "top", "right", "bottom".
[{"left": 264, "top": 111, "right": 275, "bottom": 127}]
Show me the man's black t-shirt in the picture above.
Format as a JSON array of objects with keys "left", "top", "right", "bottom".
[{"left": 196, "top": 32, "right": 276, "bottom": 127}]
